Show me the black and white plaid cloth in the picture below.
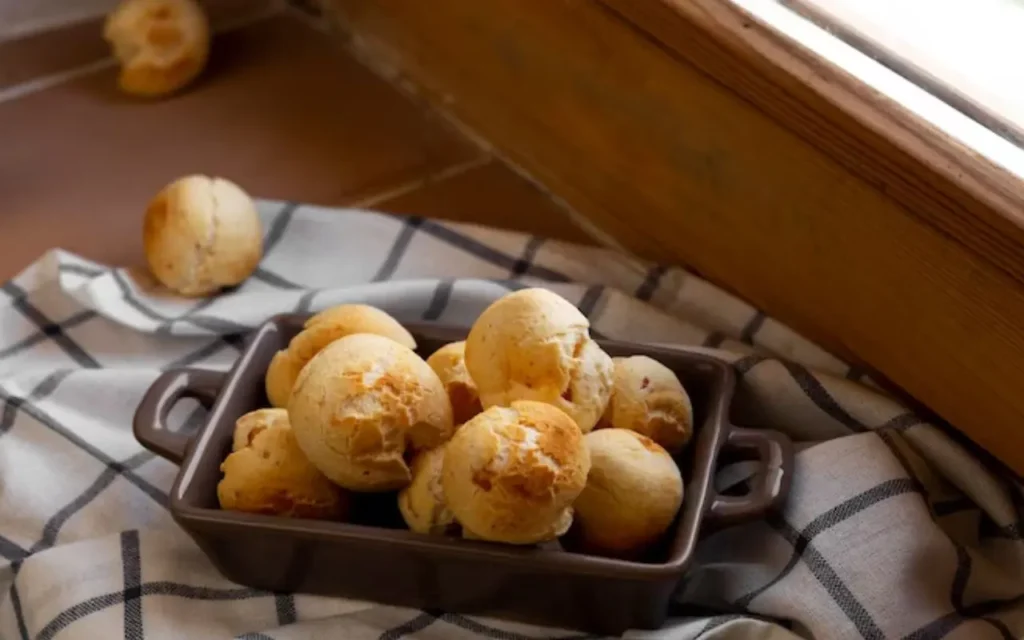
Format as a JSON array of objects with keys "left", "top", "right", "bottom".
[{"left": 0, "top": 202, "right": 1021, "bottom": 640}]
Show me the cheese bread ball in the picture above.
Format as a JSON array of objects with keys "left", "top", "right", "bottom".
[
  {"left": 266, "top": 305, "right": 416, "bottom": 408},
  {"left": 442, "top": 401, "right": 589, "bottom": 544},
  {"left": 465, "top": 288, "right": 613, "bottom": 432},
  {"left": 217, "top": 409, "right": 347, "bottom": 519},
  {"left": 573, "top": 429, "right": 683, "bottom": 557},
  {"left": 600, "top": 356, "right": 694, "bottom": 453},
  {"left": 104, "top": 0, "right": 210, "bottom": 97},
  {"left": 426, "top": 341, "right": 482, "bottom": 425},
  {"left": 398, "top": 445, "right": 457, "bottom": 535},
  {"left": 142, "top": 175, "right": 262, "bottom": 297},
  {"left": 288, "top": 334, "right": 454, "bottom": 492}
]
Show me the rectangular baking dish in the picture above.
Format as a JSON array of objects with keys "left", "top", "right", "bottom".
[{"left": 134, "top": 314, "right": 792, "bottom": 635}]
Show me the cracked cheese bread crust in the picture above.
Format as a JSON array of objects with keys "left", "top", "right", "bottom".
[
  {"left": 287, "top": 333, "right": 454, "bottom": 492},
  {"left": 442, "top": 401, "right": 590, "bottom": 544},
  {"left": 464, "top": 288, "right": 613, "bottom": 433},
  {"left": 104, "top": 0, "right": 210, "bottom": 97},
  {"left": 426, "top": 341, "right": 482, "bottom": 426},
  {"left": 217, "top": 408, "right": 347, "bottom": 519},
  {"left": 599, "top": 355, "right": 694, "bottom": 453},
  {"left": 142, "top": 175, "right": 262, "bottom": 297},
  {"left": 398, "top": 445, "right": 457, "bottom": 535},
  {"left": 266, "top": 305, "right": 417, "bottom": 408}
]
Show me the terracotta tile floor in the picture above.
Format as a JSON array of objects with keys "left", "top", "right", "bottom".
[{"left": 0, "top": 10, "right": 590, "bottom": 280}]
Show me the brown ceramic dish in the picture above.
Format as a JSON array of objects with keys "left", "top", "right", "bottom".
[{"left": 134, "top": 314, "right": 792, "bottom": 635}]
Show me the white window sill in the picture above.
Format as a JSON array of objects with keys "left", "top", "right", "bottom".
[{"left": 733, "top": 0, "right": 1024, "bottom": 180}]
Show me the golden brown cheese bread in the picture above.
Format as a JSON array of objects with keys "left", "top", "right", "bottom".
[
  {"left": 573, "top": 429, "right": 683, "bottom": 557},
  {"left": 600, "top": 356, "right": 694, "bottom": 453},
  {"left": 265, "top": 304, "right": 416, "bottom": 408},
  {"left": 442, "top": 401, "right": 589, "bottom": 544},
  {"left": 465, "top": 288, "right": 613, "bottom": 432},
  {"left": 217, "top": 409, "right": 347, "bottom": 519},
  {"left": 398, "top": 445, "right": 457, "bottom": 535},
  {"left": 104, "top": 0, "right": 210, "bottom": 97},
  {"left": 287, "top": 333, "right": 454, "bottom": 492},
  {"left": 142, "top": 175, "right": 262, "bottom": 297},
  {"left": 426, "top": 341, "right": 482, "bottom": 425}
]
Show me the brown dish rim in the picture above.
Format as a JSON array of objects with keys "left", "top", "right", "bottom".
[{"left": 139, "top": 314, "right": 791, "bottom": 583}]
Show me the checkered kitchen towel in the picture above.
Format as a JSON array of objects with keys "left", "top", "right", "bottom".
[{"left": 0, "top": 201, "right": 1021, "bottom": 640}]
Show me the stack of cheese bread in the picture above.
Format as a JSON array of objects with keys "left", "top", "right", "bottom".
[{"left": 217, "top": 288, "right": 696, "bottom": 559}]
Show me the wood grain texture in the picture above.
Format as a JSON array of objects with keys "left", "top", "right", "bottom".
[
  {"left": 322, "top": 0, "right": 1024, "bottom": 473},
  {"left": 603, "top": 0, "right": 1024, "bottom": 287}
]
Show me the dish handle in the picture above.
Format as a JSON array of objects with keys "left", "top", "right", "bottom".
[
  {"left": 133, "top": 368, "right": 227, "bottom": 464},
  {"left": 705, "top": 427, "right": 793, "bottom": 526}
]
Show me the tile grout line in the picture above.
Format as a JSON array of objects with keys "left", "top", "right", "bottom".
[
  {"left": 0, "top": 58, "right": 116, "bottom": 104},
  {"left": 320, "top": 15, "right": 496, "bottom": 155},
  {"left": 498, "top": 157, "right": 630, "bottom": 253},
  {"left": 0, "top": 8, "right": 109, "bottom": 44},
  {"left": 0, "top": 3, "right": 285, "bottom": 105},
  {"left": 345, "top": 155, "right": 493, "bottom": 210},
  {"left": 319, "top": 9, "right": 626, "bottom": 254}
]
